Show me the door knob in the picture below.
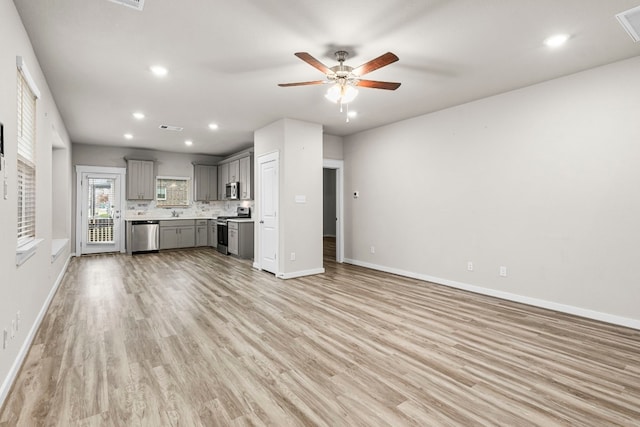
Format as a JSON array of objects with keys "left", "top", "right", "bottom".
[{"left": 259, "top": 220, "right": 264, "bottom": 224}]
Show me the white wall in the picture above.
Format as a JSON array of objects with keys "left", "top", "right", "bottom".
[
  {"left": 0, "top": 0, "right": 73, "bottom": 405},
  {"left": 255, "top": 118, "right": 324, "bottom": 277},
  {"left": 323, "top": 134, "right": 343, "bottom": 160},
  {"left": 344, "top": 56, "right": 640, "bottom": 327}
]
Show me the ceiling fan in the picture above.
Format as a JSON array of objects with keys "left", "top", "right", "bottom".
[{"left": 279, "top": 50, "right": 401, "bottom": 106}]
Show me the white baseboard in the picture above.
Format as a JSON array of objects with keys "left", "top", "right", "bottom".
[
  {"left": 344, "top": 258, "right": 640, "bottom": 331},
  {"left": 0, "top": 254, "right": 71, "bottom": 408},
  {"left": 278, "top": 267, "right": 325, "bottom": 280}
]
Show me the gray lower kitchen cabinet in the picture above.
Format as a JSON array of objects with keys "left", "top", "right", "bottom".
[
  {"left": 159, "top": 220, "right": 196, "bottom": 249},
  {"left": 228, "top": 223, "right": 238, "bottom": 255},
  {"left": 227, "top": 221, "right": 254, "bottom": 259},
  {"left": 176, "top": 226, "right": 196, "bottom": 247},
  {"left": 160, "top": 227, "right": 179, "bottom": 249},
  {"left": 195, "top": 220, "right": 208, "bottom": 246}
]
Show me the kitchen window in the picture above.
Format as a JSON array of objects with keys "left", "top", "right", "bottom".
[
  {"left": 155, "top": 177, "right": 190, "bottom": 207},
  {"left": 16, "top": 57, "right": 40, "bottom": 248}
]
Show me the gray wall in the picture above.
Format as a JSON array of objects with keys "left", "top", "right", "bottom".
[
  {"left": 344, "top": 56, "right": 640, "bottom": 326},
  {"left": 0, "top": 0, "right": 73, "bottom": 404},
  {"left": 323, "top": 169, "right": 336, "bottom": 236}
]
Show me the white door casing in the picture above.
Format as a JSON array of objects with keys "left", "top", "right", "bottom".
[
  {"left": 75, "top": 166, "right": 126, "bottom": 255},
  {"left": 257, "top": 152, "right": 279, "bottom": 274}
]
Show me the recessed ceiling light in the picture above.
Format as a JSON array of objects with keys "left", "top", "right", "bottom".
[
  {"left": 150, "top": 65, "right": 168, "bottom": 77},
  {"left": 347, "top": 111, "right": 358, "bottom": 118},
  {"left": 185, "top": 140, "right": 193, "bottom": 146},
  {"left": 124, "top": 133, "right": 133, "bottom": 139},
  {"left": 132, "top": 112, "right": 145, "bottom": 120},
  {"left": 208, "top": 123, "right": 219, "bottom": 130},
  {"left": 544, "top": 34, "right": 569, "bottom": 48}
]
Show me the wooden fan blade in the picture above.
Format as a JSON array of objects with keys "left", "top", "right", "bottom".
[
  {"left": 294, "top": 52, "right": 332, "bottom": 74},
  {"left": 352, "top": 52, "right": 399, "bottom": 76},
  {"left": 355, "top": 80, "right": 401, "bottom": 90},
  {"left": 278, "top": 80, "right": 326, "bottom": 87}
]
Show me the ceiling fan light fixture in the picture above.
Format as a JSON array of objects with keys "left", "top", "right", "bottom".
[{"left": 325, "top": 83, "right": 358, "bottom": 104}]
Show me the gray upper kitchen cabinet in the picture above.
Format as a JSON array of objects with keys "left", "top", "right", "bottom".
[
  {"left": 126, "top": 159, "right": 154, "bottom": 200},
  {"left": 239, "top": 155, "right": 252, "bottom": 200},
  {"left": 194, "top": 164, "right": 218, "bottom": 201},
  {"left": 218, "top": 162, "right": 229, "bottom": 200},
  {"left": 217, "top": 150, "right": 254, "bottom": 200},
  {"left": 228, "top": 159, "right": 240, "bottom": 183}
]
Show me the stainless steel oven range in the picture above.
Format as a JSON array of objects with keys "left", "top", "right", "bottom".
[{"left": 216, "top": 206, "right": 250, "bottom": 255}]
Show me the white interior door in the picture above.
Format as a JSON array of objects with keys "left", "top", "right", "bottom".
[
  {"left": 76, "top": 166, "right": 126, "bottom": 255},
  {"left": 258, "top": 153, "right": 279, "bottom": 274}
]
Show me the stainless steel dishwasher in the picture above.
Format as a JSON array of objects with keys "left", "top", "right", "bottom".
[{"left": 130, "top": 220, "right": 160, "bottom": 253}]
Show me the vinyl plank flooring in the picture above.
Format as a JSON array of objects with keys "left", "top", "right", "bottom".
[{"left": 1, "top": 243, "right": 640, "bottom": 426}]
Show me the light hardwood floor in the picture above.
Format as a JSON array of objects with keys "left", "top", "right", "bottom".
[{"left": 1, "top": 241, "right": 639, "bottom": 426}]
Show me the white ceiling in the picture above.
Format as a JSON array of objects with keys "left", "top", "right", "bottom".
[{"left": 13, "top": 0, "right": 640, "bottom": 156}]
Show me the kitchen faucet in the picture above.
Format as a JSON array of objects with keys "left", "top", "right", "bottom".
[{"left": 171, "top": 210, "right": 180, "bottom": 217}]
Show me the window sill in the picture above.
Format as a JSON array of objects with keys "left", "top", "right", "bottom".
[
  {"left": 51, "top": 238, "right": 69, "bottom": 263},
  {"left": 16, "top": 238, "right": 44, "bottom": 266}
]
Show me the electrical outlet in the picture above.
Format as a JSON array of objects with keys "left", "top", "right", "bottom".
[
  {"left": 290, "top": 252, "right": 296, "bottom": 261},
  {"left": 3, "top": 329, "right": 7, "bottom": 349},
  {"left": 467, "top": 261, "right": 473, "bottom": 271},
  {"left": 16, "top": 311, "right": 20, "bottom": 331},
  {"left": 500, "top": 266, "right": 507, "bottom": 277},
  {"left": 370, "top": 246, "right": 375, "bottom": 254}
]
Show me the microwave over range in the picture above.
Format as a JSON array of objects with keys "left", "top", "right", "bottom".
[{"left": 225, "top": 181, "right": 240, "bottom": 200}]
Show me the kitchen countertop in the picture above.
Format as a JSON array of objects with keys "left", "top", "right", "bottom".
[
  {"left": 227, "top": 218, "right": 254, "bottom": 223},
  {"left": 124, "top": 216, "right": 217, "bottom": 221}
]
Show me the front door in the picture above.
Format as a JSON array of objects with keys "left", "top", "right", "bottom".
[
  {"left": 77, "top": 167, "right": 125, "bottom": 254},
  {"left": 258, "top": 152, "right": 279, "bottom": 274}
]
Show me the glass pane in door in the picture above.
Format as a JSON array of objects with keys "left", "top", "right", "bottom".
[{"left": 86, "top": 177, "right": 116, "bottom": 244}]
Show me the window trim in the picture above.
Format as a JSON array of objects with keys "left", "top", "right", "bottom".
[{"left": 16, "top": 56, "right": 40, "bottom": 254}]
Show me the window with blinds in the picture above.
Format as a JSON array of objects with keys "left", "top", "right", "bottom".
[{"left": 17, "top": 68, "right": 37, "bottom": 246}]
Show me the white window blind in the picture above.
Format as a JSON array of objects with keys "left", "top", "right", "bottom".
[{"left": 17, "top": 65, "right": 37, "bottom": 246}]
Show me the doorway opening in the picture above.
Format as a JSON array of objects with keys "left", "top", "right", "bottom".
[{"left": 323, "top": 159, "right": 344, "bottom": 266}]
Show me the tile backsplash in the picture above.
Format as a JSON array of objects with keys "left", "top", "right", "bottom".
[{"left": 125, "top": 199, "right": 254, "bottom": 219}]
